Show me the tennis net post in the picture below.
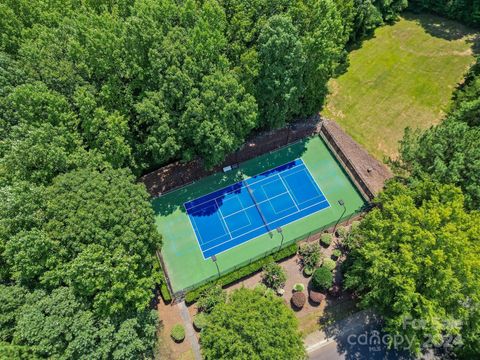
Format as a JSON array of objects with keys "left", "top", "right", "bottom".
[{"left": 243, "top": 180, "right": 273, "bottom": 238}]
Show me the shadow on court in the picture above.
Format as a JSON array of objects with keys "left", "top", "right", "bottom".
[{"left": 151, "top": 138, "right": 310, "bottom": 217}]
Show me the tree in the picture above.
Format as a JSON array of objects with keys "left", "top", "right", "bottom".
[
  {"left": 197, "top": 285, "right": 227, "bottom": 313},
  {"left": 344, "top": 180, "right": 480, "bottom": 355},
  {"left": 256, "top": 14, "right": 305, "bottom": 128},
  {"left": 261, "top": 262, "right": 287, "bottom": 290},
  {"left": 200, "top": 287, "right": 305, "bottom": 360},
  {"left": 396, "top": 119, "right": 480, "bottom": 211},
  {"left": 1, "top": 168, "right": 161, "bottom": 316},
  {"left": 298, "top": 242, "right": 322, "bottom": 272},
  {"left": 3, "top": 286, "right": 157, "bottom": 360},
  {"left": 74, "top": 86, "right": 131, "bottom": 168},
  {"left": 312, "top": 266, "right": 333, "bottom": 291},
  {"left": 290, "top": 0, "right": 346, "bottom": 115},
  {"left": 179, "top": 70, "right": 257, "bottom": 167},
  {"left": 0, "top": 123, "right": 90, "bottom": 186},
  {"left": 0, "top": 285, "right": 28, "bottom": 342}
]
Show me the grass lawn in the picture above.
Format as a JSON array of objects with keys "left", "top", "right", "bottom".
[
  {"left": 322, "top": 12, "right": 479, "bottom": 160},
  {"left": 152, "top": 136, "right": 365, "bottom": 293}
]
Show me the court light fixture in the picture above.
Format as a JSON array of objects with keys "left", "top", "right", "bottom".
[
  {"left": 334, "top": 199, "right": 347, "bottom": 234},
  {"left": 211, "top": 255, "right": 220, "bottom": 277},
  {"left": 277, "top": 227, "right": 285, "bottom": 250}
]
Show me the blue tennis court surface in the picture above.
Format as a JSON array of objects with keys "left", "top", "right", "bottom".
[{"left": 184, "top": 159, "right": 330, "bottom": 258}]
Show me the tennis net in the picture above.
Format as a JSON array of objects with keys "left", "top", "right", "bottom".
[{"left": 243, "top": 180, "right": 273, "bottom": 238}]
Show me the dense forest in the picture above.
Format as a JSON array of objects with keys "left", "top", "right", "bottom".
[
  {"left": 0, "top": 0, "right": 478, "bottom": 358},
  {"left": 0, "top": 1, "right": 408, "bottom": 358}
]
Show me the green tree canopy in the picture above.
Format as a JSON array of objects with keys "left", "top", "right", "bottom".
[
  {"left": 344, "top": 180, "right": 480, "bottom": 355},
  {"left": 200, "top": 287, "right": 305, "bottom": 360},
  {"left": 0, "top": 285, "right": 157, "bottom": 360},
  {"left": 256, "top": 14, "right": 305, "bottom": 128}
]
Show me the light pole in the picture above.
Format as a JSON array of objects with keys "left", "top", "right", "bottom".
[
  {"left": 211, "top": 255, "right": 220, "bottom": 277},
  {"left": 277, "top": 227, "right": 284, "bottom": 251},
  {"left": 333, "top": 199, "right": 346, "bottom": 234}
]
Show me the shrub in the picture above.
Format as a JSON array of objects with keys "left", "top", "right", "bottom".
[
  {"left": 336, "top": 226, "right": 348, "bottom": 239},
  {"left": 293, "top": 283, "right": 305, "bottom": 292},
  {"left": 322, "top": 258, "right": 336, "bottom": 271},
  {"left": 320, "top": 233, "right": 332, "bottom": 247},
  {"left": 312, "top": 267, "right": 333, "bottom": 291},
  {"left": 262, "top": 262, "right": 287, "bottom": 290},
  {"left": 298, "top": 242, "right": 321, "bottom": 270},
  {"left": 291, "top": 292, "right": 306, "bottom": 309},
  {"left": 303, "top": 266, "right": 314, "bottom": 277},
  {"left": 332, "top": 249, "right": 342, "bottom": 259},
  {"left": 185, "top": 243, "right": 297, "bottom": 303},
  {"left": 309, "top": 290, "right": 325, "bottom": 304},
  {"left": 350, "top": 221, "right": 361, "bottom": 232},
  {"left": 170, "top": 324, "right": 185, "bottom": 342},
  {"left": 197, "top": 285, "right": 226, "bottom": 313},
  {"left": 254, "top": 283, "right": 268, "bottom": 294},
  {"left": 160, "top": 283, "right": 171, "bottom": 303},
  {"left": 193, "top": 312, "right": 208, "bottom": 331}
]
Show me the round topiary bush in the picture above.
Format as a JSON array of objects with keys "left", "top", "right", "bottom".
[
  {"left": 293, "top": 283, "right": 305, "bottom": 292},
  {"left": 193, "top": 312, "right": 207, "bottom": 331},
  {"left": 170, "top": 324, "right": 185, "bottom": 342},
  {"left": 320, "top": 233, "right": 332, "bottom": 247},
  {"left": 312, "top": 267, "right": 333, "bottom": 291},
  {"left": 303, "top": 266, "right": 314, "bottom": 277},
  {"left": 309, "top": 290, "right": 325, "bottom": 304},
  {"left": 332, "top": 249, "right": 341, "bottom": 260},
  {"left": 322, "top": 258, "right": 336, "bottom": 271},
  {"left": 336, "top": 226, "right": 348, "bottom": 239},
  {"left": 291, "top": 292, "right": 306, "bottom": 309}
]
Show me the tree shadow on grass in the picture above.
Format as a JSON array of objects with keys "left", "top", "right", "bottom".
[{"left": 403, "top": 12, "right": 480, "bottom": 54}]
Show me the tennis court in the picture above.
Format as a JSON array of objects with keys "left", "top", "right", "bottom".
[
  {"left": 152, "top": 136, "right": 366, "bottom": 293},
  {"left": 185, "top": 159, "right": 330, "bottom": 259}
]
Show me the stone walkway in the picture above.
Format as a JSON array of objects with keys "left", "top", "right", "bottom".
[{"left": 177, "top": 301, "right": 202, "bottom": 360}]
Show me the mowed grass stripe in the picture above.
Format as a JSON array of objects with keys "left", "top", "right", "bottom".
[{"left": 322, "top": 13, "right": 478, "bottom": 160}]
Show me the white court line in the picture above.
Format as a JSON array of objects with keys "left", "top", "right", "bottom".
[
  {"left": 214, "top": 199, "right": 233, "bottom": 240},
  {"left": 202, "top": 163, "right": 328, "bottom": 253},
  {"left": 221, "top": 190, "right": 290, "bottom": 220},
  {"left": 267, "top": 196, "right": 297, "bottom": 216},
  {"left": 199, "top": 198, "right": 252, "bottom": 249},
  {"left": 300, "top": 159, "right": 331, "bottom": 209},
  {"left": 276, "top": 173, "right": 300, "bottom": 212},
  {"left": 184, "top": 161, "right": 304, "bottom": 211},
  {"left": 189, "top": 205, "right": 230, "bottom": 246},
  {"left": 184, "top": 158, "right": 332, "bottom": 259},
  {"left": 202, "top": 198, "right": 330, "bottom": 254},
  {"left": 282, "top": 169, "right": 323, "bottom": 206}
]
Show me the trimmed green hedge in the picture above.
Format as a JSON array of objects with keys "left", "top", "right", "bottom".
[
  {"left": 185, "top": 243, "right": 298, "bottom": 303},
  {"left": 170, "top": 324, "right": 185, "bottom": 342},
  {"left": 160, "top": 283, "right": 172, "bottom": 303}
]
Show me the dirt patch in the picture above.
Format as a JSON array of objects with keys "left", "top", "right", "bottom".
[{"left": 157, "top": 297, "right": 195, "bottom": 360}]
